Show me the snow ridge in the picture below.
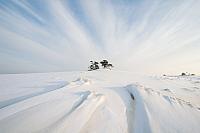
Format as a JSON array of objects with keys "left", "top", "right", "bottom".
[{"left": 0, "top": 71, "right": 200, "bottom": 133}]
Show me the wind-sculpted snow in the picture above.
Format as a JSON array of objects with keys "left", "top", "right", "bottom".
[
  {"left": 0, "top": 81, "right": 68, "bottom": 109},
  {"left": 112, "top": 84, "right": 152, "bottom": 133},
  {"left": 0, "top": 71, "right": 200, "bottom": 133}
]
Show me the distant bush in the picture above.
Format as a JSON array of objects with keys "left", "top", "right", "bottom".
[
  {"left": 100, "top": 60, "right": 108, "bottom": 68},
  {"left": 88, "top": 61, "right": 99, "bottom": 71},
  {"left": 88, "top": 60, "right": 113, "bottom": 71},
  {"left": 181, "top": 72, "right": 195, "bottom": 76},
  {"left": 181, "top": 73, "right": 186, "bottom": 76},
  {"left": 100, "top": 60, "right": 113, "bottom": 70}
]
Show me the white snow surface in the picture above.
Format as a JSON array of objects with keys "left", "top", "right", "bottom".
[{"left": 0, "top": 70, "right": 199, "bottom": 133}]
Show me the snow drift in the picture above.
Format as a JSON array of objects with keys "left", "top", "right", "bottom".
[{"left": 0, "top": 70, "right": 199, "bottom": 133}]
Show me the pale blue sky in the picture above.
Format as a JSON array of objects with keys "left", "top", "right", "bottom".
[{"left": 0, "top": 0, "right": 200, "bottom": 74}]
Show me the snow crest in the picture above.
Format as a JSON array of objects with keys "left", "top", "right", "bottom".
[{"left": 0, "top": 71, "right": 200, "bottom": 133}]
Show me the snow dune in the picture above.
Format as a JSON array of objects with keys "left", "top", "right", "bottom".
[{"left": 0, "top": 70, "right": 199, "bottom": 133}]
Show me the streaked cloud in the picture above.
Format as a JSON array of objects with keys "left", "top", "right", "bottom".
[{"left": 0, "top": 0, "right": 200, "bottom": 74}]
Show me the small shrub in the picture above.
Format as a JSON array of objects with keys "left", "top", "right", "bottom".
[
  {"left": 88, "top": 61, "right": 99, "bottom": 71},
  {"left": 181, "top": 73, "right": 186, "bottom": 76},
  {"left": 88, "top": 60, "right": 114, "bottom": 71}
]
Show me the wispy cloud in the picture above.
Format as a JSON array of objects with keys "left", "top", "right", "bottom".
[{"left": 0, "top": 0, "right": 200, "bottom": 74}]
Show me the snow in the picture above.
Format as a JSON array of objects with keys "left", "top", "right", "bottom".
[{"left": 0, "top": 70, "right": 200, "bottom": 133}]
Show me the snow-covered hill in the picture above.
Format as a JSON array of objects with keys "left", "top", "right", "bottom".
[{"left": 0, "top": 70, "right": 199, "bottom": 133}]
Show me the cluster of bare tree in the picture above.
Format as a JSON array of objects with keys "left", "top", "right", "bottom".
[{"left": 88, "top": 60, "right": 113, "bottom": 71}]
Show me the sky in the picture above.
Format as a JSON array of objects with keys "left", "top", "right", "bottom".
[{"left": 0, "top": 0, "right": 200, "bottom": 74}]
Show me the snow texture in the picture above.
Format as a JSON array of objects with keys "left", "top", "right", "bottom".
[{"left": 0, "top": 70, "right": 200, "bottom": 133}]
